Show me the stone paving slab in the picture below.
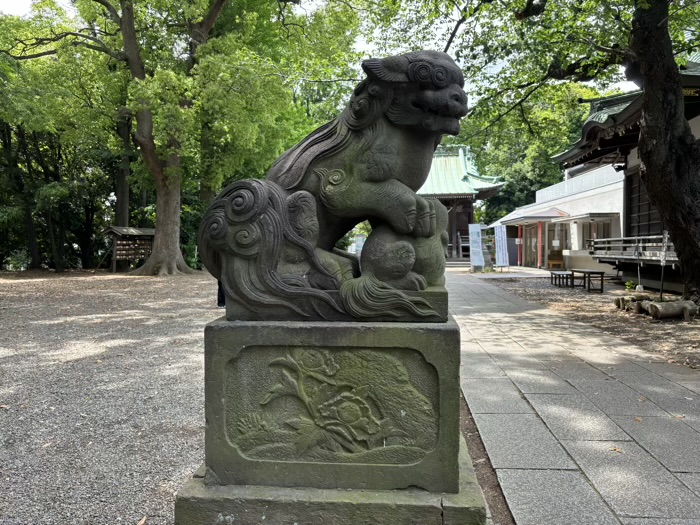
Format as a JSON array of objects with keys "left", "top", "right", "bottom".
[
  {"left": 526, "top": 394, "right": 630, "bottom": 441},
  {"left": 565, "top": 378, "right": 667, "bottom": 416},
  {"left": 635, "top": 362, "right": 700, "bottom": 381},
  {"left": 684, "top": 417, "right": 700, "bottom": 433},
  {"left": 460, "top": 378, "right": 533, "bottom": 414},
  {"left": 613, "top": 416, "right": 700, "bottom": 472},
  {"left": 460, "top": 358, "right": 507, "bottom": 378},
  {"left": 625, "top": 381, "right": 700, "bottom": 419},
  {"left": 497, "top": 469, "right": 621, "bottom": 525},
  {"left": 505, "top": 369, "right": 576, "bottom": 394},
  {"left": 679, "top": 473, "right": 700, "bottom": 498},
  {"left": 473, "top": 414, "right": 576, "bottom": 470},
  {"left": 487, "top": 353, "right": 550, "bottom": 369},
  {"left": 449, "top": 274, "right": 700, "bottom": 525},
  {"left": 549, "top": 362, "right": 611, "bottom": 382},
  {"left": 622, "top": 518, "right": 700, "bottom": 525},
  {"left": 561, "top": 440, "right": 700, "bottom": 518},
  {"left": 681, "top": 383, "right": 700, "bottom": 395}
]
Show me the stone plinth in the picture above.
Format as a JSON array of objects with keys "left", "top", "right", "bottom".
[
  {"left": 175, "top": 437, "right": 486, "bottom": 525},
  {"left": 203, "top": 317, "right": 460, "bottom": 493}
]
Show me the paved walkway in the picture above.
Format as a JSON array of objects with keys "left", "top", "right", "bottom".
[{"left": 448, "top": 272, "right": 700, "bottom": 525}]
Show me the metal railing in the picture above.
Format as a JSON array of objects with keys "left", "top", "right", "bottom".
[
  {"left": 587, "top": 235, "right": 678, "bottom": 264},
  {"left": 536, "top": 169, "right": 624, "bottom": 203}
]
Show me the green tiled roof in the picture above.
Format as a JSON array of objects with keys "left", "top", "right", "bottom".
[
  {"left": 418, "top": 148, "right": 502, "bottom": 198},
  {"left": 587, "top": 99, "right": 638, "bottom": 125}
]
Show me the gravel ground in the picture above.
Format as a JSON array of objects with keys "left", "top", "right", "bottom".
[
  {"left": 0, "top": 270, "right": 220, "bottom": 525},
  {"left": 4, "top": 270, "right": 698, "bottom": 524},
  {"left": 486, "top": 277, "right": 700, "bottom": 367}
]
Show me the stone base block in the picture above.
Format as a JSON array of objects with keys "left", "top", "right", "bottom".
[
  {"left": 204, "top": 317, "right": 460, "bottom": 493},
  {"left": 175, "top": 438, "right": 486, "bottom": 525}
]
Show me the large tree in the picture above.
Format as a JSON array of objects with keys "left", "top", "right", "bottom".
[
  {"left": 1, "top": 0, "right": 360, "bottom": 275},
  {"left": 368, "top": 0, "right": 700, "bottom": 296}
]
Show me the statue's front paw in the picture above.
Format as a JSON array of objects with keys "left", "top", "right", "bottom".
[
  {"left": 413, "top": 210, "right": 436, "bottom": 237},
  {"left": 398, "top": 208, "right": 417, "bottom": 234},
  {"left": 413, "top": 198, "right": 435, "bottom": 237}
]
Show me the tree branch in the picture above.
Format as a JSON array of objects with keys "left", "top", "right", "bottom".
[
  {"left": 3, "top": 30, "right": 126, "bottom": 62},
  {"left": 0, "top": 49, "right": 58, "bottom": 60},
  {"left": 444, "top": 0, "right": 493, "bottom": 52},
  {"left": 465, "top": 81, "right": 546, "bottom": 141},
  {"left": 91, "top": 0, "right": 121, "bottom": 25},
  {"left": 444, "top": 5, "right": 467, "bottom": 53},
  {"left": 514, "top": 0, "right": 548, "bottom": 20},
  {"left": 566, "top": 36, "right": 635, "bottom": 60},
  {"left": 546, "top": 53, "right": 625, "bottom": 82},
  {"left": 197, "top": 0, "right": 228, "bottom": 39}
]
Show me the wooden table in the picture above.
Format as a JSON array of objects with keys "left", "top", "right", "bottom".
[{"left": 571, "top": 269, "right": 605, "bottom": 293}]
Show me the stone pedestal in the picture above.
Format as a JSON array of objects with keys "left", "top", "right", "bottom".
[
  {"left": 175, "top": 437, "right": 485, "bottom": 525},
  {"left": 175, "top": 317, "right": 486, "bottom": 524}
]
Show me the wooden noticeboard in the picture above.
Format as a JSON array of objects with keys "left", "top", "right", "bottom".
[{"left": 102, "top": 226, "right": 156, "bottom": 272}]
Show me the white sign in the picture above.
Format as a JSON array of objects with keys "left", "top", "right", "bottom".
[
  {"left": 355, "top": 233, "right": 366, "bottom": 254},
  {"left": 469, "top": 224, "right": 485, "bottom": 267},
  {"left": 494, "top": 225, "right": 509, "bottom": 267}
]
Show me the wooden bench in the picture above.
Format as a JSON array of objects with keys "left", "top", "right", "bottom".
[
  {"left": 550, "top": 270, "right": 573, "bottom": 288},
  {"left": 547, "top": 250, "right": 564, "bottom": 269},
  {"left": 571, "top": 269, "right": 605, "bottom": 293}
]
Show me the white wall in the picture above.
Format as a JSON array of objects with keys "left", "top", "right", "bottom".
[{"left": 691, "top": 114, "right": 700, "bottom": 137}]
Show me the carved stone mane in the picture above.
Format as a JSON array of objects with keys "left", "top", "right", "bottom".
[{"left": 198, "top": 50, "right": 468, "bottom": 322}]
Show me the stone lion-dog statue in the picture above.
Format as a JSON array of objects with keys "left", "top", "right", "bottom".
[{"left": 199, "top": 50, "right": 468, "bottom": 321}]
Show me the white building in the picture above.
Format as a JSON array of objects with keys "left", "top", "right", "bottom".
[
  {"left": 491, "top": 164, "right": 623, "bottom": 270},
  {"left": 492, "top": 56, "right": 700, "bottom": 284}
]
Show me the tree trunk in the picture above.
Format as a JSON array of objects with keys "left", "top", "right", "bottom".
[
  {"left": 648, "top": 300, "right": 699, "bottom": 320},
  {"left": 130, "top": 157, "right": 192, "bottom": 276},
  {"left": 24, "top": 204, "right": 41, "bottom": 269},
  {"left": 45, "top": 211, "right": 64, "bottom": 273},
  {"left": 630, "top": 1, "right": 700, "bottom": 297},
  {"left": 115, "top": 107, "right": 131, "bottom": 227},
  {"left": 130, "top": 176, "right": 191, "bottom": 275},
  {"left": 200, "top": 183, "right": 217, "bottom": 206},
  {"left": 80, "top": 202, "right": 95, "bottom": 269}
]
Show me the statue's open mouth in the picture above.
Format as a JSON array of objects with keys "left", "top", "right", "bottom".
[{"left": 428, "top": 107, "right": 462, "bottom": 119}]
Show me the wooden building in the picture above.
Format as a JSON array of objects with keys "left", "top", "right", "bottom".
[
  {"left": 550, "top": 55, "right": 700, "bottom": 289},
  {"left": 418, "top": 147, "right": 502, "bottom": 258}
]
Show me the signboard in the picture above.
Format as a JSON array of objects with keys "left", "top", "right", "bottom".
[
  {"left": 355, "top": 233, "right": 366, "bottom": 254},
  {"left": 494, "top": 225, "right": 509, "bottom": 267},
  {"left": 468, "top": 224, "right": 485, "bottom": 267}
]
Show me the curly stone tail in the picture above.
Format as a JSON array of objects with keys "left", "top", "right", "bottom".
[{"left": 339, "top": 274, "right": 437, "bottom": 319}]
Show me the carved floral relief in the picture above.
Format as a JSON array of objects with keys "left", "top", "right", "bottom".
[{"left": 229, "top": 347, "right": 438, "bottom": 464}]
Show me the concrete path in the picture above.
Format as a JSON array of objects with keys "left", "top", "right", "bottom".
[{"left": 448, "top": 272, "right": 700, "bottom": 525}]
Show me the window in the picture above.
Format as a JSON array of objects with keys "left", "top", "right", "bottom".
[
  {"left": 626, "top": 169, "right": 663, "bottom": 236},
  {"left": 582, "top": 221, "right": 611, "bottom": 248}
]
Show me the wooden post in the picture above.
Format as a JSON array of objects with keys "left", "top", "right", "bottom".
[
  {"left": 450, "top": 204, "right": 458, "bottom": 258},
  {"left": 518, "top": 225, "right": 523, "bottom": 266},
  {"left": 537, "top": 221, "right": 543, "bottom": 268},
  {"left": 111, "top": 234, "right": 118, "bottom": 273}
]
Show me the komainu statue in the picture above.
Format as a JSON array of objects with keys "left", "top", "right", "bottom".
[{"left": 198, "top": 50, "right": 468, "bottom": 322}]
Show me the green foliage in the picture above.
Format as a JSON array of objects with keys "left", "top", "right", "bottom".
[
  {"left": 364, "top": 0, "right": 700, "bottom": 225},
  {"left": 625, "top": 281, "right": 637, "bottom": 291},
  {"left": 0, "top": 0, "right": 363, "bottom": 272},
  {"left": 463, "top": 83, "right": 602, "bottom": 224}
]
